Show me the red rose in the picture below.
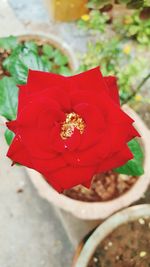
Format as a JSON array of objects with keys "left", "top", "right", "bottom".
[{"left": 7, "top": 67, "right": 140, "bottom": 192}]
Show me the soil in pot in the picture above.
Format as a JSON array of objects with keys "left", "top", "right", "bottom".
[
  {"left": 64, "top": 171, "right": 138, "bottom": 202},
  {"left": 0, "top": 48, "right": 11, "bottom": 79},
  {"left": 88, "top": 217, "right": 150, "bottom": 267}
]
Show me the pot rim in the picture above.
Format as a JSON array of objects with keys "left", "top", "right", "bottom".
[
  {"left": 25, "top": 105, "right": 150, "bottom": 219},
  {"left": 75, "top": 204, "right": 150, "bottom": 267}
]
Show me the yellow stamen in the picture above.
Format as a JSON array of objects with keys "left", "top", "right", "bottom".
[{"left": 60, "top": 112, "right": 85, "bottom": 140}]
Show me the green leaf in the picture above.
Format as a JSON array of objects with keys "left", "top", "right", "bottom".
[
  {"left": 2, "top": 45, "right": 23, "bottom": 71},
  {"left": 0, "top": 36, "right": 18, "bottom": 50},
  {"left": 53, "top": 50, "right": 68, "bottom": 66},
  {"left": 128, "top": 25, "right": 139, "bottom": 35},
  {"left": 21, "top": 51, "right": 49, "bottom": 72},
  {"left": 8, "top": 58, "right": 28, "bottom": 84},
  {"left": 5, "top": 129, "right": 14, "bottom": 145},
  {"left": 137, "top": 32, "right": 150, "bottom": 44},
  {"left": 42, "top": 44, "right": 54, "bottom": 58},
  {"left": 115, "top": 138, "right": 144, "bottom": 176},
  {"left": 23, "top": 41, "right": 38, "bottom": 54},
  {"left": 4, "top": 50, "right": 50, "bottom": 84},
  {"left": 58, "top": 66, "right": 72, "bottom": 76},
  {"left": 41, "top": 55, "right": 53, "bottom": 71},
  {"left": 0, "top": 77, "right": 18, "bottom": 120}
]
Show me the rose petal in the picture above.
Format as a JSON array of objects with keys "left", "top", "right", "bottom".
[
  {"left": 107, "top": 122, "right": 140, "bottom": 152},
  {"left": 7, "top": 135, "right": 66, "bottom": 178},
  {"left": 28, "top": 86, "right": 71, "bottom": 112},
  {"left": 67, "top": 67, "right": 107, "bottom": 93},
  {"left": 50, "top": 165, "right": 97, "bottom": 190},
  {"left": 74, "top": 103, "right": 105, "bottom": 131},
  {"left": 71, "top": 90, "right": 99, "bottom": 108},
  {"left": 97, "top": 144, "right": 133, "bottom": 173},
  {"left": 38, "top": 109, "right": 65, "bottom": 130},
  {"left": 7, "top": 135, "right": 33, "bottom": 168},
  {"left": 27, "top": 69, "right": 65, "bottom": 93},
  {"left": 50, "top": 124, "right": 81, "bottom": 152},
  {"left": 104, "top": 76, "right": 120, "bottom": 105},
  {"left": 63, "top": 136, "right": 109, "bottom": 166},
  {"left": 64, "top": 128, "right": 82, "bottom": 151},
  {"left": 32, "top": 156, "right": 66, "bottom": 174},
  {"left": 22, "top": 70, "right": 71, "bottom": 111},
  {"left": 6, "top": 120, "right": 18, "bottom": 134},
  {"left": 19, "top": 128, "right": 57, "bottom": 159},
  {"left": 17, "top": 97, "right": 63, "bottom": 128},
  {"left": 43, "top": 175, "right": 63, "bottom": 193},
  {"left": 17, "top": 85, "right": 29, "bottom": 114},
  {"left": 79, "top": 125, "right": 102, "bottom": 150},
  {"left": 73, "top": 103, "right": 105, "bottom": 150},
  {"left": 82, "top": 179, "right": 92, "bottom": 189},
  {"left": 98, "top": 90, "right": 134, "bottom": 124}
]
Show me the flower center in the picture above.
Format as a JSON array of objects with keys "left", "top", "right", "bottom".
[{"left": 60, "top": 112, "right": 85, "bottom": 140}]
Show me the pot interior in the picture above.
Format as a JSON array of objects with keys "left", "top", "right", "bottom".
[{"left": 75, "top": 204, "right": 150, "bottom": 267}]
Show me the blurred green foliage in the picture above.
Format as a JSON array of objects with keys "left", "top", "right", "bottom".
[
  {"left": 79, "top": 38, "right": 147, "bottom": 103},
  {"left": 116, "top": 11, "right": 150, "bottom": 45},
  {"left": 78, "top": 10, "right": 109, "bottom": 32},
  {"left": 87, "top": 0, "right": 150, "bottom": 10},
  {"left": 77, "top": 0, "right": 150, "bottom": 104}
]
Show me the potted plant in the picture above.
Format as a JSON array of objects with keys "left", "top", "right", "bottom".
[
  {"left": 74, "top": 204, "right": 150, "bottom": 267},
  {"left": 0, "top": 33, "right": 150, "bottom": 221}
]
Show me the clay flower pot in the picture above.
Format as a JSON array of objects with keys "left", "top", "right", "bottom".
[
  {"left": 26, "top": 105, "right": 150, "bottom": 220},
  {"left": 74, "top": 204, "right": 150, "bottom": 267}
]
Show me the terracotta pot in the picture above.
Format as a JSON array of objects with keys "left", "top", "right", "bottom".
[
  {"left": 26, "top": 105, "right": 150, "bottom": 220},
  {"left": 74, "top": 204, "right": 150, "bottom": 267}
]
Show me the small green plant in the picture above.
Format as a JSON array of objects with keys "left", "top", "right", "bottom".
[
  {"left": 78, "top": 10, "right": 109, "bottom": 32},
  {"left": 121, "top": 11, "right": 150, "bottom": 45}
]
